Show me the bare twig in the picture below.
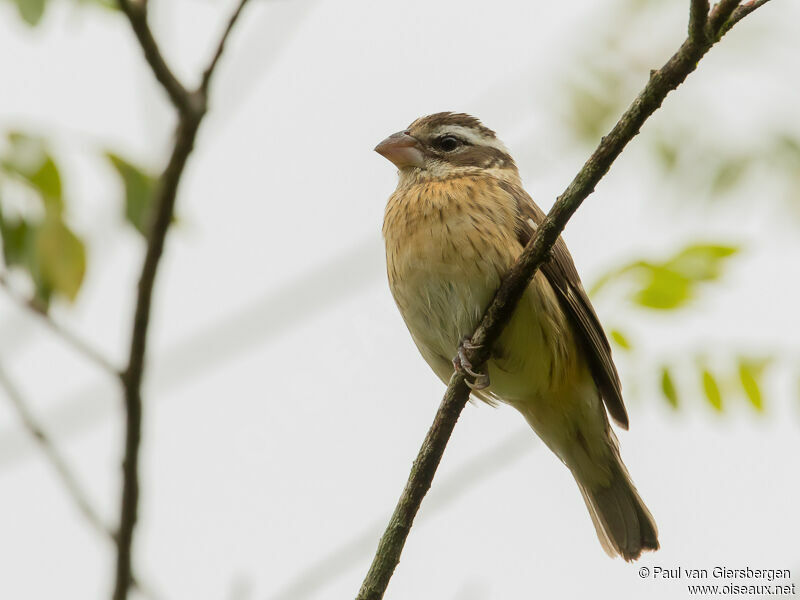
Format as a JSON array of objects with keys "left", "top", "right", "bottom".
[
  {"left": 0, "top": 274, "right": 120, "bottom": 377},
  {"left": 708, "top": 0, "right": 747, "bottom": 37},
  {"left": 269, "top": 431, "right": 532, "bottom": 600},
  {"left": 116, "top": 0, "right": 193, "bottom": 116},
  {"left": 0, "top": 361, "right": 112, "bottom": 538},
  {"left": 355, "top": 1, "right": 774, "bottom": 598},
  {"left": 721, "top": 0, "right": 773, "bottom": 35},
  {"left": 0, "top": 362, "right": 165, "bottom": 598},
  {"left": 199, "top": 0, "right": 252, "bottom": 96},
  {"left": 111, "top": 2, "right": 252, "bottom": 599},
  {"left": 112, "top": 110, "right": 201, "bottom": 600}
]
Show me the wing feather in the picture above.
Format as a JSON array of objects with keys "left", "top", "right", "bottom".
[{"left": 498, "top": 181, "right": 629, "bottom": 429}]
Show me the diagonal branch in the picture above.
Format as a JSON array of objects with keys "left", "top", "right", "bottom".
[
  {"left": 269, "top": 431, "right": 532, "bottom": 600},
  {"left": 0, "top": 363, "right": 164, "bottom": 600},
  {"left": 0, "top": 361, "right": 113, "bottom": 539},
  {"left": 719, "top": 0, "right": 773, "bottom": 35},
  {"left": 355, "top": 1, "right": 773, "bottom": 598},
  {"left": 707, "top": 0, "right": 746, "bottom": 37},
  {"left": 199, "top": 0, "right": 252, "bottom": 96},
  {"left": 0, "top": 274, "right": 120, "bottom": 377},
  {"left": 112, "top": 2, "right": 252, "bottom": 599},
  {"left": 116, "top": 0, "right": 194, "bottom": 116}
]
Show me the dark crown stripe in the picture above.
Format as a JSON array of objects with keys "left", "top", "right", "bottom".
[{"left": 409, "top": 112, "right": 497, "bottom": 138}]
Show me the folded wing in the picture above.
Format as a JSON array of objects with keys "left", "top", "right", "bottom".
[{"left": 499, "top": 181, "right": 629, "bottom": 429}]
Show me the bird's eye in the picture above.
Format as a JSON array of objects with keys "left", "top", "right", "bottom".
[{"left": 435, "top": 135, "right": 461, "bottom": 152}]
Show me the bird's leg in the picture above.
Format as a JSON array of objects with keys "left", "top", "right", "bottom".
[{"left": 453, "top": 338, "right": 490, "bottom": 390}]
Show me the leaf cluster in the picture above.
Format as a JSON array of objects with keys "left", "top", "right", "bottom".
[
  {"left": 0, "top": 133, "right": 85, "bottom": 308},
  {"left": 591, "top": 242, "right": 739, "bottom": 310},
  {"left": 596, "top": 242, "right": 774, "bottom": 413},
  {"left": 0, "top": 133, "right": 158, "bottom": 310},
  {"left": 659, "top": 356, "right": 770, "bottom": 412}
]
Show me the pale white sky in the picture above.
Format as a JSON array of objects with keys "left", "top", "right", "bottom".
[{"left": 0, "top": 1, "right": 798, "bottom": 599}]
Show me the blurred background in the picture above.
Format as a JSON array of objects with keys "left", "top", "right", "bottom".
[{"left": 1, "top": 0, "right": 798, "bottom": 598}]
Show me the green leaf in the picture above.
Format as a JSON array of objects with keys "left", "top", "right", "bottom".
[
  {"left": 738, "top": 358, "right": 769, "bottom": 412},
  {"left": 1, "top": 133, "right": 63, "bottom": 214},
  {"left": 0, "top": 213, "right": 33, "bottom": 268},
  {"left": 665, "top": 244, "right": 739, "bottom": 282},
  {"left": 106, "top": 153, "right": 157, "bottom": 237},
  {"left": 711, "top": 157, "right": 749, "bottom": 196},
  {"left": 27, "top": 155, "right": 63, "bottom": 214},
  {"left": 76, "top": 0, "right": 117, "bottom": 8},
  {"left": 609, "top": 329, "right": 632, "bottom": 351},
  {"left": 633, "top": 266, "right": 691, "bottom": 310},
  {"left": 589, "top": 243, "right": 739, "bottom": 311},
  {"left": 660, "top": 366, "right": 678, "bottom": 409},
  {"left": 0, "top": 213, "right": 86, "bottom": 308},
  {"left": 0, "top": 200, "right": 45, "bottom": 307},
  {"left": 3, "top": 132, "right": 43, "bottom": 174},
  {"left": 11, "top": 0, "right": 47, "bottom": 26},
  {"left": 702, "top": 369, "right": 723, "bottom": 412},
  {"left": 35, "top": 215, "right": 86, "bottom": 302}
]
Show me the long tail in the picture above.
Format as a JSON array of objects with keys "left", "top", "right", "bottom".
[{"left": 575, "top": 451, "right": 659, "bottom": 561}]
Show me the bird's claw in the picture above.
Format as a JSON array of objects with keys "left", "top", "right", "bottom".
[
  {"left": 465, "top": 372, "right": 490, "bottom": 390},
  {"left": 453, "top": 339, "right": 490, "bottom": 390}
]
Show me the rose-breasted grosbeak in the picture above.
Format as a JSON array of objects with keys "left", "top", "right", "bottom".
[{"left": 376, "top": 112, "right": 658, "bottom": 561}]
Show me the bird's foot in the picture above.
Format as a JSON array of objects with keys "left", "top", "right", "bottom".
[{"left": 453, "top": 338, "right": 490, "bottom": 390}]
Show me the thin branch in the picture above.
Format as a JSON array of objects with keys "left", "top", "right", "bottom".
[
  {"left": 690, "top": 0, "right": 710, "bottom": 41},
  {"left": 116, "top": 0, "right": 194, "bottom": 116},
  {"left": 720, "top": 0, "right": 773, "bottom": 35},
  {"left": 707, "top": 0, "right": 744, "bottom": 38},
  {"left": 357, "top": 377, "right": 471, "bottom": 599},
  {"left": 199, "top": 0, "right": 252, "bottom": 96},
  {"left": 269, "top": 430, "right": 532, "bottom": 600},
  {"left": 0, "top": 362, "right": 165, "bottom": 599},
  {"left": 0, "top": 274, "right": 121, "bottom": 377},
  {"left": 355, "top": 1, "right": 774, "bottom": 598},
  {"left": 111, "top": 2, "right": 252, "bottom": 598},
  {"left": 0, "top": 361, "right": 113, "bottom": 538},
  {"left": 112, "top": 111, "right": 202, "bottom": 600}
]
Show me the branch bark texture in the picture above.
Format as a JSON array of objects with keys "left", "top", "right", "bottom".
[
  {"left": 355, "top": 2, "right": 773, "bottom": 599},
  {"left": 112, "top": 1, "right": 251, "bottom": 599}
]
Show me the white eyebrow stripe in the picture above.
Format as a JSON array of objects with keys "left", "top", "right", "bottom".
[{"left": 432, "top": 125, "right": 510, "bottom": 154}]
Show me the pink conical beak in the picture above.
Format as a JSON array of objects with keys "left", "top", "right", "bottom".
[{"left": 374, "top": 131, "right": 424, "bottom": 169}]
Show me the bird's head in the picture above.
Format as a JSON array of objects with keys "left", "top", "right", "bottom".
[{"left": 375, "top": 112, "right": 519, "bottom": 185}]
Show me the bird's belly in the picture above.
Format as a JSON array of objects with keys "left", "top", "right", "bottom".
[
  {"left": 390, "top": 248, "right": 573, "bottom": 401},
  {"left": 392, "top": 259, "right": 501, "bottom": 369}
]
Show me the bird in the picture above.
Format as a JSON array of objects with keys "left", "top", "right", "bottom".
[{"left": 376, "top": 112, "right": 659, "bottom": 561}]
